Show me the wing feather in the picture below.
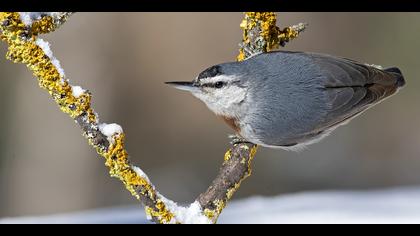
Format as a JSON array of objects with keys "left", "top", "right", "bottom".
[{"left": 309, "top": 53, "right": 403, "bottom": 131}]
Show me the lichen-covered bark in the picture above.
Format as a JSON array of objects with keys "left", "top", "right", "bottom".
[
  {"left": 0, "top": 12, "right": 174, "bottom": 224},
  {"left": 0, "top": 12, "right": 305, "bottom": 224},
  {"left": 238, "top": 12, "right": 307, "bottom": 61},
  {"left": 197, "top": 144, "right": 258, "bottom": 222},
  {"left": 197, "top": 12, "right": 306, "bottom": 223}
]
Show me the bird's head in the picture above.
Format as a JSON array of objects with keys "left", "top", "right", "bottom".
[{"left": 166, "top": 64, "right": 249, "bottom": 117}]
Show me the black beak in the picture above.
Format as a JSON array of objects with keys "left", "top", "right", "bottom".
[{"left": 165, "top": 81, "right": 198, "bottom": 92}]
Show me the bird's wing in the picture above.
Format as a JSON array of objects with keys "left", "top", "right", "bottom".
[{"left": 309, "top": 53, "right": 404, "bottom": 132}]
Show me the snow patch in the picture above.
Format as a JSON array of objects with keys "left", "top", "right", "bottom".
[
  {"left": 157, "top": 194, "right": 211, "bottom": 224},
  {"left": 47, "top": 12, "right": 65, "bottom": 20},
  {"left": 98, "top": 123, "right": 123, "bottom": 144},
  {"left": 19, "top": 12, "right": 47, "bottom": 26},
  {"left": 19, "top": 12, "right": 35, "bottom": 26},
  {"left": 71, "top": 86, "right": 85, "bottom": 98},
  {"left": 19, "top": 12, "right": 61, "bottom": 26},
  {"left": 35, "top": 38, "right": 53, "bottom": 58},
  {"left": 132, "top": 166, "right": 151, "bottom": 183},
  {"left": 4, "top": 186, "right": 420, "bottom": 224},
  {"left": 35, "top": 38, "right": 66, "bottom": 80},
  {"left": 175, "top": 201, "right": 212, "bottom": 224}
]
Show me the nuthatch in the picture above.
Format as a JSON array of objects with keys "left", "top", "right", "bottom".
[{"left": 166, "top": 51, "right": 405, "bottom": 150}]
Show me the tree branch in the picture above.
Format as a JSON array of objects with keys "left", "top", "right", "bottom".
[
  {"left": 238, "top": 12, "right": 307, "bottom": 60},
  {"left": 0, "top": 12, "right": 175, "bottom": 224},
  {"left": 0, "top": 12, "right": 305, "bottom": 224},
  {"left": 197, "top": 143, "right": 258, "bottom": 222},
  {"left": 197, "top": 12, "right": 307, "bottom": 223}
]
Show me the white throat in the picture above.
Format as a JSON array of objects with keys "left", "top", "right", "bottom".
[{"left": 191, "top": 76, "right": 248, "bottom": 117}]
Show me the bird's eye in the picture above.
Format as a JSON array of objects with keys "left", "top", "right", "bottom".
[{"left": 215, "top": 81, "right": 225, "bottom": 88}]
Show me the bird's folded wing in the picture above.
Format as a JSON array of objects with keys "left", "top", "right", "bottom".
[{"left": 309, "top": 53, "right": 401, "bottom": 131}]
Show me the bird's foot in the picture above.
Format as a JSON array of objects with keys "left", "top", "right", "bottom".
[
  {"left": 228, "top": 134, "right": 252, "bottom": 146},
  {"left": 244, "top": 49, "right": 262, "bottom": 59}
]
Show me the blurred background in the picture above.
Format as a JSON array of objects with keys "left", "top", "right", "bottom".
[{"left": 0, "top": 12, "right": 419, "bottom": 218}]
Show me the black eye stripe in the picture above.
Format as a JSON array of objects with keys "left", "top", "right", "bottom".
[{"left": 201, "top": 81, "right": 226, "bottom": 88}]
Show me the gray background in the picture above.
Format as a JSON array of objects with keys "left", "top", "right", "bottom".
[{"left": 0, "top": 13, "right": 419, "bottom": 217}]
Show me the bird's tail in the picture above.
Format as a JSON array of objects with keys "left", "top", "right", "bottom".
[{"left": 384, "top": 67, "right": 406, "bottom": 88}]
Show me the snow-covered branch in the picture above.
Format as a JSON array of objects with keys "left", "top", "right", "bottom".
[
  {"left": 0, "top": 12, "right": 176, "bottom": 224},
  {"left": 0, "top": 12, "right": 305, "bottom": 224}
]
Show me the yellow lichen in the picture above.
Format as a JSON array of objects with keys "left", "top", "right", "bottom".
[
  {"left": 226, "top": 183, "right": 241, "bottom": 200},
  {"left": 245, "top": 145, "right": 258, "bottom": 178},
  {"left": 101, "top": 134, "right": 154, "bottom": 198},
  {"left": 226, "top": 145, "right": 258, "bottom": 202},
  {"left": 224, "top": 149, "right": 232, "bottom": 162},
  {"left": 203, "top": 208, "right": 215, "bottom": 220},
  {"left": 203, "top": 199, "right": 226, "bottom": 223},
  {"left": 99, "top": 133, "right": 175, "bottom": 223},
  {"left": 31, "top": 16, "right": 58, "bottom": 35},
  {"left": 237, "top": 49, "right": 246, "bottom": 62},
  {"left": 237, "top": 12, "right": 280, "bottom": 61},
  {"left": 205, "top": 145, "right": 259, "bottom": 223},
  {"left": 0, "top": 13, "right": 94, "bottom": 121},
  {"left": 145, "top": 200, "right": 176, "bottom": 224},
  {"left": 238, "top": 12, "right": 305, "bottom": 61},
  {"left": 249, "top": 145, "right": 258, "bottom": 159}
]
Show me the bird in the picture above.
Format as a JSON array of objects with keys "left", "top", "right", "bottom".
[{"left": 166, "top": 51, "right": 406, "bottom": 151}]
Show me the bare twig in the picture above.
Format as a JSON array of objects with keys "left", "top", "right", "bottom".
[{"left": 0, "top": 12, "right": 305, "bottom": 224}]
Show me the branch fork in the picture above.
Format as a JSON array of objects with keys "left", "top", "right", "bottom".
[{"left": 0, "top": 12, "right": 305, "bottom": 224}]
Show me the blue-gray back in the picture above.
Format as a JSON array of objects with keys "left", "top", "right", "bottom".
[{"left": 224, "top": 51, "right": 404, "bottom": 146}]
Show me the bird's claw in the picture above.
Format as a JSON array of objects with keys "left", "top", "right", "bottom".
[{"left": 228, "top": 134, "right": 252, "bottom": 146}]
